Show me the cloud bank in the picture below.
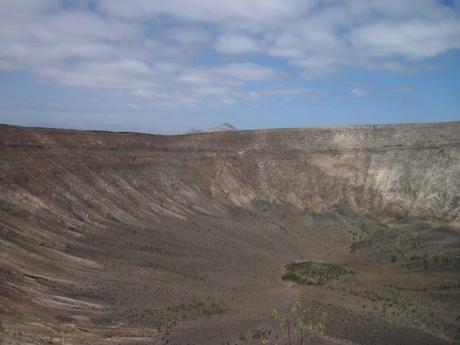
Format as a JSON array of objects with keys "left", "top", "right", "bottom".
[{"left": 0, "top": 0, "right": 459, "bottom": 106}]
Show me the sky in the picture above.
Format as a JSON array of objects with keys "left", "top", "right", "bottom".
[{"left": 0, "top": 0, "right": 459, "bottom": 134}]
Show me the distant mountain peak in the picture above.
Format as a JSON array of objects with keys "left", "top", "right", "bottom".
[
  {"left": 182, "top": 122, "right": 238, "bottom": 134},
  {"left": 184, "top": 128, "right": 203, "bottom": 134},
  {"left": 207, "top": 123, "right": 237, "bottom": 132},
  {"left": 183, "top": 123, "right": 237, "bottom": 135}
]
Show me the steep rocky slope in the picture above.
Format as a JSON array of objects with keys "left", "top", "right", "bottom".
[{"left": 0, "top": 122, "right": 459, "bottom": 345}]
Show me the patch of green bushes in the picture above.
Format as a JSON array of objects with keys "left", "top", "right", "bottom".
[{"left": 281, "top": 261, "right": 348, "bottom": 285}]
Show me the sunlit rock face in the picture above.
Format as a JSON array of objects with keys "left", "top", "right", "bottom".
[{"left": 0, "top": 122, "right": 459, "bottom": 345}]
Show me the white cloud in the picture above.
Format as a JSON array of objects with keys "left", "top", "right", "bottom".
[
  {"left": 97, "top": 0, "right": 309, "bottom": 30},
  {"left": 214, "top": 63, "right": 279, "bottom": 81},
  {"left": 0, "top": 7, "right": 143, "bottom": 70},
  {"left": 351, "top": 88, "right": 368, "bottom": 98},
  {"left": 214, "top": 34, "right": 260, "bottom": 54},
  {"left": 266, "top": 0, "right": 460, "bottom": 73},
  {"left": 247, "top": 87, "right": 319, "bottom": 102},
  {"left": 164, "top": 26, "right": 212, "bottom": 45},
  {"left": 38, "top": 60, "right": 154, "bottom": 90},
  {"left": 262, "top": 87, "right": 315, "bottom": 95},
  {"left": 35, "top": 59, "right": 281, "bottom": 107},
  {"left": 0, "top": 0, "right": 58, "bottom": 14},
  {"left": 0, "top": 0, "right": 459, "bottom": 107},
  {"left": 349, "top": 19, "right": 460, "bottom": 60}
]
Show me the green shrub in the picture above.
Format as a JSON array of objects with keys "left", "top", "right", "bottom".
[
  {"left": 261, "top": 301, "right": 327, "bottom": 345},
  {"left": 0, "top": 321, "right": 5, "bottom": 343},
  {"left": 282, "top": 261, "right": 348, "bottom": 285}
]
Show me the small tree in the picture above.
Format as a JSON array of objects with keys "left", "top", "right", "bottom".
[
  {"left": 262, "top": 301, "right": 327, "bottom": 345},
  {"left": 0, "top": 321, "right": 5, "bottom": 344}
]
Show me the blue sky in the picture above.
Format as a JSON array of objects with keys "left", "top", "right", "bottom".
[{"left": 0, "top": 0, "right": 459, "bottom": 133}]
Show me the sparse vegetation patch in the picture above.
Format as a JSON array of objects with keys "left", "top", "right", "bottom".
[
  {"left": 281, "top": 261, "right": 348, "bottom": 285},
  {"left": 166, "top": 299, "right": 226, "bottom": 319},
  {"left": 260, "top": 301, "right": 327, "bottom": 345},
  {"left": 0, "top": 321, "right": 6, "bottom": 343}
]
